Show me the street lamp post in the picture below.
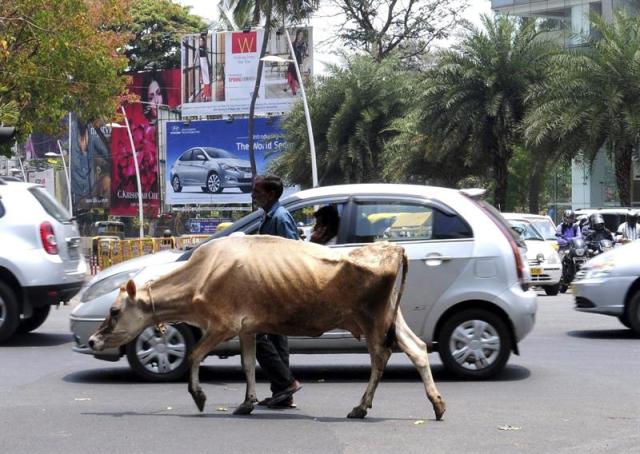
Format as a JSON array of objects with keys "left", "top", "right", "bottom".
[
  {"left": 45, "top": 145, "right": 72, "bottom": 214},
  {"left": 261, "top": 40, "right": 318, "bottom": 188}
]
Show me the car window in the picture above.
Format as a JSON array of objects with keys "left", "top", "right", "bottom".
[
  {"left": 194, "top": 151, "right": 207, "bottom": 160},
  {"left": 290, "top": 203, "right": 346, "bottom": 243},
  {"left": 530, "top": 219, "right": 556, "bottom": 240},
  {"left": 509, "top": 220, "right": 543, "bottom": 241},
  {"left": 179, "top": 150, "right": 192, "bottom": 161},
  {"left": 28, "top": 186, "right": 71, "bottom": 222}
]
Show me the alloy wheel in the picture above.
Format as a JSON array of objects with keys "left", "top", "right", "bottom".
[
  {"left": 207, "top": 173, "right": 221, "bottom": 193},
  {"left": 0, "top": 298, "right": 5, "bottom": 326}
]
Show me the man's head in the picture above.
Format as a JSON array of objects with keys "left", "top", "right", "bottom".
[
  {"left": 252, "top": 174, "right": 283, "bottom": 211},
  {"left": 88, "top": 280, "right": 151, "bottom": 351},
  {"left": 311, "top": 205, "right": 340, "bottom": 244},
  {"left": 590, "top": 213, "right": 605, "bottom": 231},
  {"left": 627, "top": 210, "right": 638, "bottom": 226},
  {"left": 563, "top": 209, "right": 575, "bottom": 225}
]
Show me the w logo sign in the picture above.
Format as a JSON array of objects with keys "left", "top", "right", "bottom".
[{"left": 232, "top": 32, "right": 257, "bottom": 53}]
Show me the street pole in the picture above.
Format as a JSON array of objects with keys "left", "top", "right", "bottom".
[
  {"left": 283, "top": 28, "right": 318, "bottom": 188},
  {"left": 56, "top": 140, "right": 72, "bottom": 214},
  {"left": 121, "top": 106, "right": 145, "bottom": 239}
]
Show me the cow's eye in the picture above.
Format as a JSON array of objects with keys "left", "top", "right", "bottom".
[{"left": 110, "top": 306, "right": 120, "bottom": 317}]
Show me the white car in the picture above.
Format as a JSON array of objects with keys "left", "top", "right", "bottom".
[
  {"left": 70, "top": 184, "right": 537, "bottom": 381},
  {"left": 504, "top": 215, "right": 562, "bottom": 296},
  {"left": 0, "top": 178, "right": 86, "bottom": 342}
]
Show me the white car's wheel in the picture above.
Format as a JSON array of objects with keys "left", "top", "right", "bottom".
[
  {"left": 126, "top": 324, "right": 195, "bottom": 382},
  {"left": 0, "top": 282, "right": 20, "bottom": 343},
  {"left": 206, "top": 172, "right": 223, "bottom": 193},
  {"left": 625, "top": 291, "right": 640, "bottom": 336},
  {"left": 438, "top": 309, "right": 511, "bottom": 379},
  {"left": 171, "top": 175, "right": 182, "bottom": 193}
]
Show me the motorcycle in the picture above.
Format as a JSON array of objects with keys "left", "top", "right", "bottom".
[
  {"left": 587, "top": 238, "right": 614, "bottom": 256},
  {"left": 559, "top": 237, "right": 588, "bottom": 293}
]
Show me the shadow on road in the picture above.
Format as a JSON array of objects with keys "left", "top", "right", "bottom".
[
  {"left": 567, "top": 328, "right": 639, "bottom": 340},
  {"left": 2, "top": 332, "right": 72, "bottom": 347},
  {"left": 64, "top": 363, "right": 530, "bottom": 385}
]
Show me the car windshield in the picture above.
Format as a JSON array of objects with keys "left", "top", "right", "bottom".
[
  {"left": 530, "top": 219, "right": 556, "bottom": 240},
  {"left": 28, "top": 186, "right": 72, "bottom": 223},
  {"left": 509, "top": 220, "right": 544, "bottom": 241},
  {"left": 204, "top": 148, "right": 234, "bottom": 159}
]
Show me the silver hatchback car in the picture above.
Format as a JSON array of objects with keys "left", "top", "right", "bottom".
[
  {"left": 170, "top": 147, "right": 253, "bottom": 194},
  {"left": 0, "top": 178, "right": 86, "bottom": 342},
  {"left": 70, "top": 184, "right": 537, "bottom": 381}
]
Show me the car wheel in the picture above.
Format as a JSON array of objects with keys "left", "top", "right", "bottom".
[
  {"left": 206, "top": 172, "right": 223, "bottom": 193},
  {"left": 16, "top": 305, "right": 51, "bottom": 334},
  {"left": 172, "top": 175, "right": 182, "bottom": 193},
  {"left": 438, "top": 309, "right": 511, "bottom": 379},
  {"left": 126, "top": 323, "right": 195, "bottom": 382},
  {"left": 240, "top": 187, "right": 252, "bottom": 193},
  {"left": 0, "top": 282, "right": 20, "bottom": 343},
  {"left": 559, "top": 284, "right": 568, "bottom": 293},
  {"left": 624, "top": 291, "right": 640, "bottom": 335},
  {"left": 618, "top": 313, "right": 632, "bottom": 329},
  {"left": 544, "top": 284, "right": 560, "bottom": 296}
]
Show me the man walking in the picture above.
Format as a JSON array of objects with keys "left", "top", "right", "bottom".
[{"left": 252, "top": 174, "right": 302, "bottom": 408}]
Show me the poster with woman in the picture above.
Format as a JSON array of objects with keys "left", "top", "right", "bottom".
[{"left": 110, "top": 70, "right": 180, "bottom": 217}]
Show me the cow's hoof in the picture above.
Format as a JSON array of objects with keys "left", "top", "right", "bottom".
[
  {"left": 191, "top": 389, "right": 207, "bottom": 412},
  {"left": 233, "top": 402, "right": 255, "bottom": 415},
  {"left": 434, "top": 399, "right": 446, "bottom": 421},
  {"left": 347, "top": 406, "right": 367, "bottom": 419}
]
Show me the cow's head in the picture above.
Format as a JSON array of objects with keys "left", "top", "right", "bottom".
[{"left": 88, "top": 279, "right": 151, "bottom": 351}]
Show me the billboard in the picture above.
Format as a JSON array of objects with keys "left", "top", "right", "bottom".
[
  {"left": 111, "top": 69, "right": 181, "bottom": 217},
  {"left": 165, "top": 117, "right": 293, "bottom": 205},
  {"left": 181, "top": 27, "right": 313, "bottom": 116}
]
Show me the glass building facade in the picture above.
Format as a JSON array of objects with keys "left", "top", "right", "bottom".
[{"left": 491, "top": 0, "right": 640, "bottom": 208}]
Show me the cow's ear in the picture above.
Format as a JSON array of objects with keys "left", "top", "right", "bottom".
[{"left": 125, "top": 279, "right": 137, "bottom": 299}]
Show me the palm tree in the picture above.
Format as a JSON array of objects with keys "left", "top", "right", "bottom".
[
  {"left": 270, "top": 56, "right": 414, "bottom": 186},
  {"left": 416, "top": 15, "right": 558, "bottom": 210},
  {"left": 525, "top": 12, "right": 640, "bottom": 207}
]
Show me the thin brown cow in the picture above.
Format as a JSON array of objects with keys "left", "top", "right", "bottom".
[{"left": 88, "top": 235, "right": 445, "bottom": 419}]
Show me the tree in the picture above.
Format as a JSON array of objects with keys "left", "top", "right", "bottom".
[
  {"left": 124, "top": 0, "right": 209, "bottom": 71},
  {"left": 0, "top": 0, "right": 132, "bottom": 155},
  {"left": 525, "top": 12, "right": 640, "bottom": 207},
  {"left": 331, "top": 0, "right": 469, "bottom": 63},
  {"left": 415, "top": 15, "right": 558, "bottom": 210},
  {"left": 270, "top": 56, "right": 413, "bottom": 186}
]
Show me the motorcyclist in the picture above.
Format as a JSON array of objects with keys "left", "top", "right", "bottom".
[
  {"left": 616, "top": 210, "right": 639, "bottom": 243},
  {"left": 584, "top": 213, "right": 614, "bottom": 251},
  {"left": 555, "top": 209, "right": 581, "bottom": 248}
]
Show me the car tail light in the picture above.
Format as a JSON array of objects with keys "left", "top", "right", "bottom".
[{"left": 40, "top": 221, "right": 58, "bottom": 254}]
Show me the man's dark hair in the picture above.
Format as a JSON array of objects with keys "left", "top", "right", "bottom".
[
  {"left": 256, "top": 174, "right": 284, "bottom": 199},
  {"left": 314, "top": 205, "right": 340, "bottom": 237}
]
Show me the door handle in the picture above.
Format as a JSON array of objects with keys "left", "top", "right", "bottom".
[{"left": 423, "top": 254, "right": 453, "bottom": 265}]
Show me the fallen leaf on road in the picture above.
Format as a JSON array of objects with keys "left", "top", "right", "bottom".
[
  {"left": 498, "top": 425, "right": 521, "bottom": 431},
  {"left": 224, "top": 387, "right": 238, "bottom": 391},
  {"left": 166, "top": 406, "right": 173, "bottom": 410},
  {"left": 216, "top": 407, "right": 228, "bottom": 412},
  {"left": 74, "top": 398, "right": 91, "bottom": 401},
  {"left": 413, "top": 420, "right": 425, "bottom": 425}
]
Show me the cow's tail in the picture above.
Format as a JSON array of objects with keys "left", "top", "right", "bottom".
[{"left": 384, "top": 248, "right": 409, "bottom": 348}]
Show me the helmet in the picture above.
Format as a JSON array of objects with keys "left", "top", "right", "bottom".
[
  {"left": 627, "top": 210, "right": 638, "bottom": 225},
  {"left": 563, "top": 209, "right": 575, "bottom": 224},
  {"left": 590, "top": 213, "right": 605, "bottom": 231}
]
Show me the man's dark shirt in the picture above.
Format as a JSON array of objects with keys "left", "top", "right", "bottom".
[{"left": 259, "top": 201, "right": 300, "bottom": 240}]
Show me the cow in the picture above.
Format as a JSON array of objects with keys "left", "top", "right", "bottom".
[{"left": 88, "top": 235, "right": 446, "bottom": 420}]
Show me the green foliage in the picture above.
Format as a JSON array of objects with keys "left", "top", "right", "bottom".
[
  {"left": 0, "top": 0, "right": 131, "bottom": 151},
  {"left": 125, "top": 0, "right": 208, "bottom": 71},
  {"left": 269, "top": 56, "right": 414, "bottom": 187},
  {"left": 524, "top": 11, "right": 640, "bottom": 206}
]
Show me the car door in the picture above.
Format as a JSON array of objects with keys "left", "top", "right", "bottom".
[
  {"left": 342, "top": 196, "right": 475, "bottom": 339},
  {"left": 176, "top": 149, "right": 193, "bottom": 184},
  {"left": 190, "top": 149, "right": 209, "bottom": 185}
]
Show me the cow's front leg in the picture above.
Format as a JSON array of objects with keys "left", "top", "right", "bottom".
[
  {"left": 233, "top": 333, "right": 257, "bottom": 415},
  {"left": 188, "top": 330, "right": 227, "bottom": 412},
  {"left": 348, "top": 341, "right": 392, "bottom": 419}
]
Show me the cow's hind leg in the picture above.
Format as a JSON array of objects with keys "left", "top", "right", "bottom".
[
  {"left": 348, "top": 332, "right": 392, "bottom": 419},
  {"left": 233, "top": 333, "right": 257, "bottom": 415},
  {"left": 394, "top": 311, "right": 446, "bottom": 420},
  {"left": 188, "top": 330, "right": 228, "bottom": 412}
]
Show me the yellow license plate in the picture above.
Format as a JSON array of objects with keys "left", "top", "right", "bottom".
[{"left": 530, "top": 267, "right": 542, "bottom": 276}]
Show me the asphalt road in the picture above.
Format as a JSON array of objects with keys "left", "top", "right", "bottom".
[{"left": 1, "top": 291, "right": 639, "bottom": 454}]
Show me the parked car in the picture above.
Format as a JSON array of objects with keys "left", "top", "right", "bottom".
[
  {"left": 573, "top": 240, "right": 640, "bottom": 333},
  {"left": 0, "top": 178, "right": 86, "bottom": 342},
  {"left": 169, "top": 147, "right": 253, "bottom": 194},
  {"left": 504, "top": 215, "right": 562, "bottom": 296},
  {"left": 503, "top": 212, "right": 558, "bottom": 249},
  {"left": 70, "top": 184, "right": 537, "bottom": 381}
]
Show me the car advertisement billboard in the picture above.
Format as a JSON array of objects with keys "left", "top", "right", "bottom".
[
  {"left": 165, "top": 117, "right": 294, "bottom": 205},
  {"left": 180, "top": 27, "right": 313, "bottom": 117},
  {"left": 111, "top": 69, "right": 181, "bottom": 217}
]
